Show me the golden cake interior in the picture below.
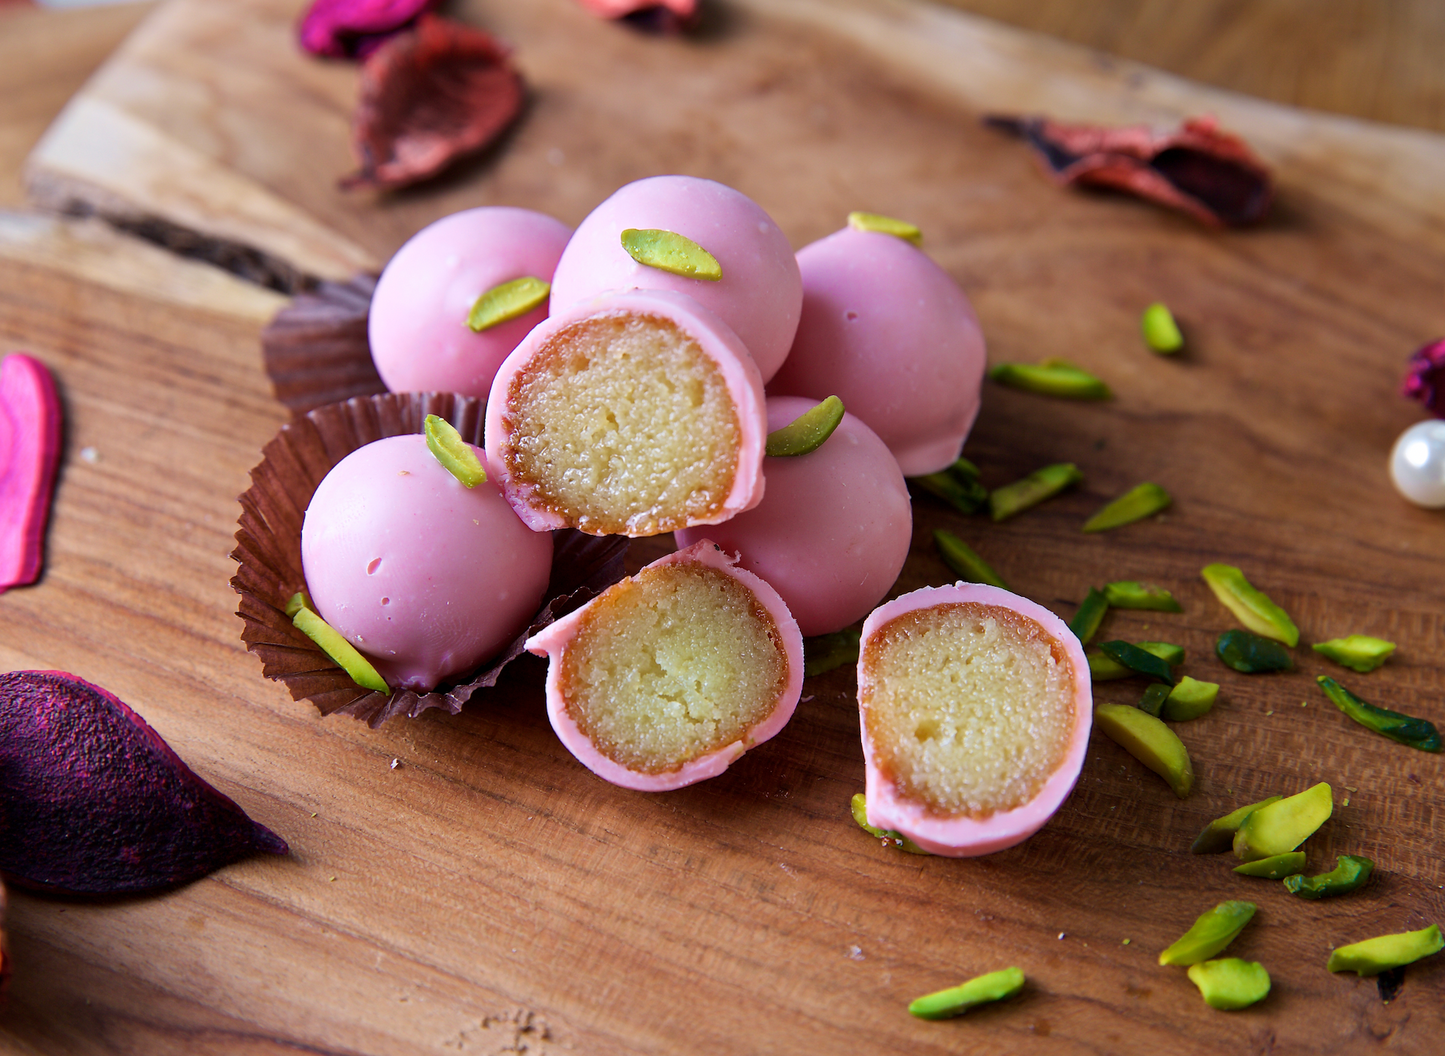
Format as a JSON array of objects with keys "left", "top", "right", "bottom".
[
  {"left": 558, "top": 561, "right": 788, "bottom": 775},
  {"left": 860, "top": 602, "right": 1077, "bottom": 819},
  {"left": 503, "top": 312, "right": 743, "bottom": 536}
]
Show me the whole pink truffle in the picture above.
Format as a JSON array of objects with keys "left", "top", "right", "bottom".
[
  {"left": 301, "top": 434, "right": 553, "bottom": 691},
  {"left": 548, "top": 176, "right": 801, "bottom": 382},
  {"left": 767, "top": 226, "right": 986, "bottom": 475},
  {"left": 676, "top": 396, "right": 911, "bottom": 637},
  {"left": 368, "top": 207, "right": 572, "bottom": 397}
]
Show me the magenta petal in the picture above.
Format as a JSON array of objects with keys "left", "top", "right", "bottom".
[
  {"left": 1403, "top": 338, "right": 1445, "bottom": 417},
  {"left": 0, "top": 353, "right": 63, "bottom": 594},
  {"left": 298, "top": 0, "right": 440, "bottom": 59}
]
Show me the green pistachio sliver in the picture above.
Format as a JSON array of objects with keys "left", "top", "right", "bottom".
[
  {"left": 1097, "top": 640, "right": 1176, "bottom": 685},
  {"left": 1162, "top": 677, "right": 1218, "bottom": 722},
  {"left": 1233, "top": 851, "right": 1306, "bottom": 878},
  {"left": 1311, "top": 635, "right": 1397, "bottom": 673},
  {"left": 1200, "top": 564, "right": 1299, "bottom": 646},
  {"left": 989, "top": 463, "right": 1083, "bottom": 521},
  {"left": 1216, "top": 629, "right": 1293, "bottom": 673},
  {"left": 1233, "top": 782, "right": 1332, "bottom": 861},
  {"left": 1283, "top": 855, "right": 1374, "bottom": 899},
  {"left": 1138, "top": 683, "right": 1171, "bottom": 717},
  {"left": 1327, "top": 925, "right": 1443, "bottom": 976},
  {"left": 291, "top": 604, "right": 389, "bottom": 694},
  {"left": 803, "top": 628, "right": 860, "bottom": 677},
  {"left": 933, "top": 529, "right": 1008, "bottom": 589},
  {"left": 1187, "top": 959, "right": 1269, "bottom": 1010},
  {"left": 1088, "top": 641, "right": 1183, "bottom": 681},
  {"left": 987, "top": 361, "right": 1111, "bottom": 399},
  {"left": 909, "top": 456, "right": 988, "bottom": 514},
  {"left": 1095, "top": 703, "right": 1193, "bottom": 798},
  {"left": 620, "top": 228, "right": 722, "bottom": 281},
  {"left": 284, "top": 591, "right": 309, "bottom": 619},
  {"left": 466, "top": 276, "right": 550, "bottom": 332},
  {"left": 849, "top": 794, "right": 930, "bottom": 855},
  {"left": 846, "top": 210, "right": 922, "bottom": 244},
  {"left": 766, "top": 396, "right": 845, "bottom": 457},
  {"left": 424, "top": 414, "right": 486, "bottom": 488},
  {"left": 1068, "top": 587, "right": 1109, "bottom": 645},
  {"left": 1316, "top": 676, "right": 1442, "bottom": 752},
  {"left": 908, "top": 967, "right": 1025, "bottom": 1020},
  {"left": 1158, "top": 901, "right": 1256, "bottom": 966},
  {"left": 1082, "top": 483, "right": 1173, "bottom": 533},
  {"left": 1141, "top": 302, "right": 1184, "bottom": 354},
  {"left": 1190, "top": 796, "right": 1283, "bottom": 854},
  {"left": 1103, "top": 581, "right": 1182, "bottom": 611}
]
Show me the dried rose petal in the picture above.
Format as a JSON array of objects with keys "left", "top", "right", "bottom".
[
  {"left": 261, "top": 274, "right": 386, "bottom": 416},
  {"left": 1, "top": 354, "right": 63, "bottom": 594},
  {"left": 573, "top": 0, "right": 700, "bottom": 33},
  {"left": 297, "top": 0, "right": 440, "bottom": 60},
  {"left": 1403, "top": 338, "right": 1445, "bottom": 417},
  {"left": 343, "top": 15, "right": 525, "bottom": 192},
  {"left": 987, "top": 114, "right": 1273, "bottom": 227},
  {"left": 0, "top": 671, "right": 288, "bottom": 897}
]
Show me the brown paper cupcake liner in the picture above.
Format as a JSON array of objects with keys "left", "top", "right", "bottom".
[
  {"left": 230, "top": 391, "right": 628, "bottom": 728},
  {"left": 260, "top": 274, "right": 388, "bottom": 415}
]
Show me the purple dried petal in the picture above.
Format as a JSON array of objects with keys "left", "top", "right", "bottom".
[
  {"left": 0, "top": 671, "right": 287, "bottom": 897},
  {"left": 1403, "top": 338, "right": 1445, "bottom": 417},
  {"left": 0, "top": 880, "right": 9, "bottom": 1004},
  {"left": 298, "top": 0, "right": 440, "bottom": 60}
]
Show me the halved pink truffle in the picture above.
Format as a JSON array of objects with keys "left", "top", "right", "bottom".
[
  {"left": 368, "top": 207, "right": 571, "bottom": 397},
  {"left": 485, "top": 288, "right": 767, "bottom": 537},
  {"left": 768, "top": 226, "right": 987, "bottom": 475},
  {"left": 527, "top": 540, "right": 803, "bottom": 791},
  {"left": 675, "top": 396, "right": 911, "bottom": 637},
  {"left": 548, "top": 175, "right": 802, "bottom": 383},
  {"left": 858, "top": 583, "right": 1091, "bottom": 856}
]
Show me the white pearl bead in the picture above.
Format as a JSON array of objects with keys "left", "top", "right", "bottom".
[{"left": 1390, "top": 420, "right": 1445, "bottom": 508}]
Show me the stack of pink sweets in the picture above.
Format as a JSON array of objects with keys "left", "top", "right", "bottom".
[{"left": 299, "top": 176, "right": 1091, "bottom": 855}]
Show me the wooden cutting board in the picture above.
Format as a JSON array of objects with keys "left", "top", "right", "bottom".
[{"left": 3, "top": 0, "right": 1444, "bottom": 1053}]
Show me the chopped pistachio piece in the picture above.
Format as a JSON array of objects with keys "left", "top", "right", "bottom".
[
  {"left": 1138, "top": 683, "right": 1171, "bottom": 717},
  {"left": 1233, "top": 782, "right": 1332, "bottom": 861},
  {"left": 987, "top": 360, "right": 1111, "bottom": 399},
  {"left": 1284, "top": 855, "right": 1374, "bottom": 899},
  {"left": 1095, "top": 703, "right": 1193, "bottom": 798},
  {"left": 1191, "top": 796, "right": 1283, "bottom": 854},
  {"left": 909, "top": 456, "right": 988, "bottom": 514},
  {"left": 989, "top": 463, "right": 1083, "bottom": 521},
  {"left": 1141, "top": 302, "right": 1185, "bottom": 354},
  {"left": 850, "top": 793, "right": 930, "bottom": 855},
  {"left": 908, "top": 966, "right": 1025, "bottom": 1019},
  {"left": 1316, "top": 676, "right": 1441, "bottom": 752},
  {"left": 766, "top": 395, "right": 845, "bottom": 457},
  {"left": 1082, "top": 483, "right": 1173, "bottom": 533},
  {"left": 291, "top": 603, "right": 389, "bottom": 694},
  {"left": 804, "top": 628, "right": 860, "bottom": 677},
  {"left": 933, "top": 529, "right": 1008, "bottom": 589},
  {"left": 1097, "top": 640, "right": 1176, "bottom": 685},
  {"left": 1187, "top": 959, "right": 1270, "bottom": 1010},
  {"left": 1103, "top": 580, "right": 1182, "bottom": 611},
  {"left": 1200, "top": 564, "right": 1299, "bottom": 646},
  {"left": 1162, "top": 676, "right": 1218, "bottom": 721},
  {"left": 1088, "top": 641, "right": 1183, "bottom": 680},
  {"left": 284, "top": 590, "right": 309, "bottom": 619},
  {"left": 1311, "top": 635, "right": 1396, "bottom": 673},
  {"left": 1069, "top": 587, "right": 1109, "bottom": 645},
  {"left": 620, "top": 228, "right": 722, "bottom": 281},
  {"left": 1159, "top": 901, "right": 1256, "bottom": 966},
  {"left": 1233, "top": 851, "right": 1306, "bottom": 878},
  {"left": 1216, "top": 629, "right": 1293, "bottom": 673},
  {"left": 1328, "top": 925, "right": 1443, "bottom": 976},
  {"left": 424, "top": 414, "right": 487, "bottom": 487},
  {"left": 466, "top": 276, "right": 550, "bottom": 332},
  {"left": 846, "top": 210, "right": 922, "bottom": 244}
]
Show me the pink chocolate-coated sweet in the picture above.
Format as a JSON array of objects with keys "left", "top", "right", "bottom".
[
  {"left": 0, "top": 354, "right": 62, "bottom": 594},
  {"left": 858, "top": 583, "right": 1092, "bottom": 857},
  {"left": 675, "top": 396, "right": 911, "bottom": 637},
  {"left": 301, "top": 434, "right": 552, "bottom": 691},
  {"left": 768, "top": 226, "right": 987, "bottom": 475},
  {"left": 484, "top": 288, "right": 768, "bottom": 535},
  {"left": 368, "top": 207, "right": 572, "bottom": 397},
  {"left": 548, "top": 176, "right": 801, "bottom": 383},
  {"left": 527, "top": 540, "right": 804, "bottom": 792}
]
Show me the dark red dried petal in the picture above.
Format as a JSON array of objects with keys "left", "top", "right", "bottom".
[
  {"left": 1403, "top": 338, "right": 1445, "bottom": 417},
  {"left": 1, "top": 354, "right": 63, "bottom": 594},
  {"left": 0, "top": 880, "right": 9, "bottom": 1006},
  {"left": 297, "top": 0, "right": 440, "bottom": 60},
  {"left": 261, "top": 274, "right": 386, "bottom": 415},
  {"left": 987, "top": 114, "right": 1273, "bottom": 227},
  {"left": 574, "top": 0, "right": 700, "bottom": 33},
  {"left": 0, "top": 671, "right": 287, "bottom": 897},
  {"left": 343, "top": 15, "right": 525, "bottom": 192}
]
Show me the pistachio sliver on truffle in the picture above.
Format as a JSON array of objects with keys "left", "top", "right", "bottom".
[
  {"left": 765, "top": 395, "right": 845, "bottom": 456},
  {"left": 620, "top": 228, "right": 723, "bottom": 280},
  {"left": 288, "top": 592, "right": 390, "bottom": 693},
  {"left": 846, "top": 210, "right": 923, "bottom": 244},
  {"left": 467, "top": 276, "right": 551, "bottom": 332},
  {"left": 424, "top": 413, "right": 487, "bottom": 487}
]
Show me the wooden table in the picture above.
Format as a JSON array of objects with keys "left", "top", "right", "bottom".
[{"left": 1, "top": 1, "right": 1442, "bottom": 1053}]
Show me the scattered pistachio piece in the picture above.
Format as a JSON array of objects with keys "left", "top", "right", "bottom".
[
  {"left": 291, "top": 603, "right": 389, "bottom": 694},
  {"left": 1191, "top": 796, "right": 1283, "bottom": 854},
  {"left": 424, "top": 414, "right": 487, "bottom": 488},
  {"left": 1088, "top": 641, "right": 1183, "bottom": 681},
  {"left": 620, "top": 228, "right": 722, "bottom": 281},
  {"left": 908, "top": 966, "right": 1025, "bottom": 1020},
  {"left": 850, "top": 793, "right": 930, "bottom": 855},
  {"left": 1158, "top": 901, "right": 1256, "bottom": 966},
  {"left": 1103, "top": 581, "right": 1182, "bottom": 611},
  {"left": 1095, "top": 703, "right": 1193, "bottom": 798},
  {"left": 846, "top": 210, "right": 922, "bottom": 244},
  {"left": 1216, "top": 629, "right": 1293, "bottom": 673},
  {"left": 1187, "top": 959, "right": 1270, "bottom": 1010},
  {"left": 1138, "top": 683, "right": 1171, "bottom": 717},
  {"left": 1312, "top": 635, "right": 1396, "bottom": 673},
  {"left": 1284, "top": 855, "right": 1374, "bottom": 899},
  {"left": 1141, "top": 302, "right": 1184, "bottom": 354},
  {"left": 1233, "top": 782, "right": 1332, "bottom": 861},
  {"left": 766, "top": 396, "right": 845, "bottom": 457},
  {"left": 466, "top": 276, "right": 550, "bottom": 332},
  {"left": 933, "top": 529, "right": 1008, "bottom": 589},
  {"left": 987, "top": 360, "right": 1111, "bottom": 400},
  {"left": 1082, "top": 483, "right": 1173, "bottom": 533},
  {"left": 1328, "top": 925, "right": 1443, "bottom": 975},
  {"left": 1097, "top": 640, "right": 1176, "bottom": 685},
  {"left": 1162, "top": 676, "right": 1218, "bottom": 721},
  {"left": 1315, "top": 676, "right": 1441, "bottom": 752},
  {"left": 284, "top": 590, "right": 308, "bottom": 619},
  {"left": 1069, "top": 587, "right": 1109, "bottom": 645},
  {"left": 910, "top": 456, "right": 988, "bottom": 514},
  {"left": 1200, "top": 564, "right": 1299, "bottom": 646},
  {"left": 804, "top": 628, "right": 860, "bottom": 677},
  {"left": 1234, "top": 851, "right": 1306, "bottom": 879},
  {"left": 989, "top": 463, "right": 1083, "bottom": 521}
]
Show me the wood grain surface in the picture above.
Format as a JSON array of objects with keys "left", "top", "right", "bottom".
[{"left": 1, "top": 0, "right": 1443, "bottom": 1053}]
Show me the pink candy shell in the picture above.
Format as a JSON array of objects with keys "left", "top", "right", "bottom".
[
  {"left": 858, "top": 582, "right": 1092, "bottom": 857},
  {"left": 484, "top": 288, "right": 768, "bottom": 534},
  {"left": 527, "top": 540, "right": 804, "bottom": 792},
  {"left": 0, "top": 354, "right": 63, "bottom": 594},
  {"left": 549, "top": 176, "right": 802, "bottom": 383},
  {"left": 368, "top": 207, "right": 572, "bottom": 398}
]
